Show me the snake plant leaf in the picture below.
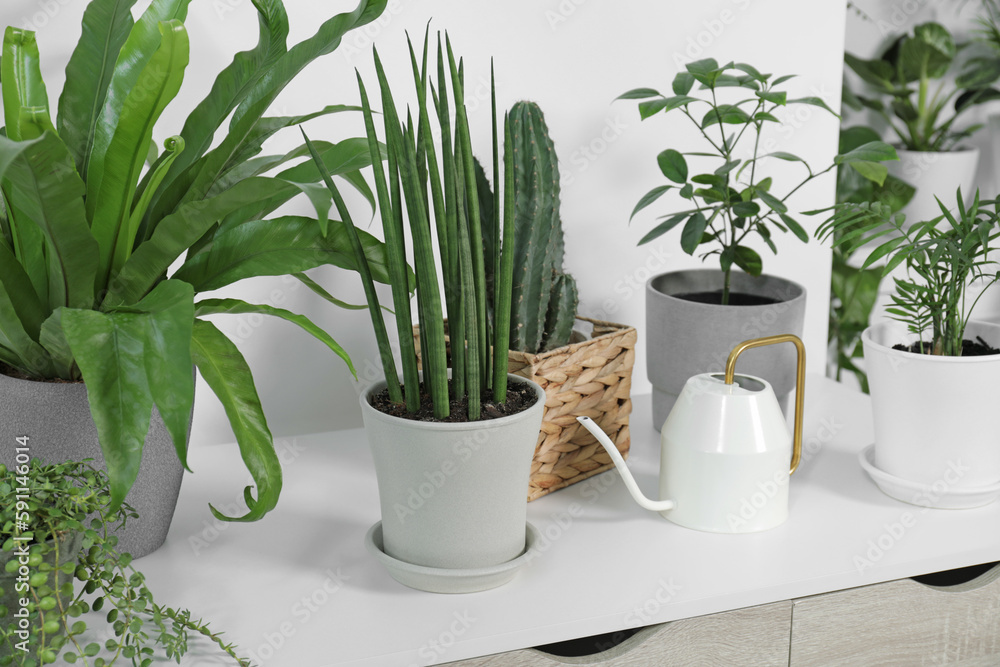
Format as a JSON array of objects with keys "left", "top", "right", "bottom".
[
  {"left": 194, "top": 298, "right": 355, "bottom": 378},
  {"left": 190, "top": 319, "right": 281, "bottom": 522},
  {"left": 89, "top": 20, "right": 189, "bottom": 288},
  {"left": 117, "top": 279, "right": 195, "bottom": 471},
  {"left": 105, "top": 176, "right": 316, "bottom": 307},
  {"left": 0, "top": 133, "right": 98, "bottom": 311},
  {"left": 62, "top": 308, "right": 155, "bottom": 512},
  {"left": 1, "top": 27, "right": 51, "bottom": 142},
  {"left": 173, "top": 215, "right": 395, "bottom": 292},
  {"left": 56, "top": 0, "right": 139, "bottom": 175}
]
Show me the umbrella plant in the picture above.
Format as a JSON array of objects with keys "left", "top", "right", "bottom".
[
  {"left": 0, "top": 0, "right": 393, "bottom": 520},
  {"left": 309, "top": 30, "right": 518, "bottom": 420}
]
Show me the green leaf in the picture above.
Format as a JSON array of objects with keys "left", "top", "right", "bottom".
[
  {"left": 686, "top": 58, "right": 721, "bottom": 87},
  {"left": 899, "top": 22, "right": 954, "bottom": 81},
  {"left": 680, "top": 212, "right": 708, "bottom": 254},
  {"left": 657, "top": 149, "right": 688, "bottom": 184},
  {"left": 788, "top": 96, "right": 838, "bottom": 117},
  {"left": 638, "top": 212, "right": 688, "bottom": 245},
  {"left": 88, "top": 20, "right": 189, "bottom": 287},
  {"left": 56, "top": 0, "right": 139, "bottom": 174},
  {"left": 0, "top": 133, "right": 98, "bottom": 311},
  {"left": 195, "top": 298, "right": 354, "bottom": 377},
  {"left": 779, "top": 213, "right": 809, "bottom": 242},
  {"left": 672, "top": 72, "right": 695, "bottom": 95},
  {"left": 848, "top": 161, "right": 889, "bottom": 186},
  {"left": 191, "top": 319, "right": 280, "bottom": 522},
  {"left": 714, "top": 160, "right": 740, "bottom": 177},
  {"left": 630, "top": 185, "right": 673, "bottom": 221},
  {"left": 292, "top": 272, "right": 370, "bottom": 310},
  {"left": 734, "top": 63, "right": 766, "bottom": 81},
  {"left": 754, "top": 111, "right": 780, "bottom": 123},
  {"left": 701, "top": 104, "right": 752, "bottom": 127},
  {"left": 147, "top": 0, "right": 290, "bottom": 219},
  {"left": 756, "top": 190, "right": 787, "bottom": 214},
  {"left": 733, "top": 245, "right": 763, "bottom": 275},
  {"left": 117, "top": 280, "right": 195, "bottom": 471},
  {"left": 106, "top": 177, "right": 326, "bottom": 307},
  {"left": 844, "top": 53, "right": 894, "bottom": 89},
  {"left": 2, "top": 28, "right": 52, "bottom": 142},
  {"left": 834, "top": 140, "right": 898, "bottom": 165},
  {"left": 638, "top": 99, "right": 669, "bottom": 119},
  {"left": 763, "top": 151, "right": 808, "bottom": 164},
  {"left": 62, "top": 309, "right": 154, "bottom": 511},
  {"left": 174, "top": 215, "right": 394, "bottom": 292},
  {"left": 0, "top": 280, "right": 53, "bottom": 377},
  {"left": 0, "top": 241, "right": 46, "bottom": 341},
  {"left": 733, "top": 201, "right": 761, "bottom": 218},
  {"left": 85, "top": 0, "right": 194, "bottom": 205},
  {"left": 755, "top": 90, "right": 786, "bottom": 105},
  {"left": 617, "top": 87, "right": 660, "bottom": 100}
]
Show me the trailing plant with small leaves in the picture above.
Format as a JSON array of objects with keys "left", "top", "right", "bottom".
[
  {"left": 307, "top": 29, "right": 518, "bottom": 421},
  {"left": 0, "top": 0, "right": 394, "bottom": 521},
  {"left": 478, "top": 101, "right": 578, "bottom": 354},
  {"left": 828, "top": 125, "right": 915, "bottom": 391},
  {"left": 845, "top": 22, "right": 1000, "bottom": 151},
  {"left": 816, "top": 188, "right": 1000, "bottom": 356},
  {"left": 0, "top": 459, "right": 250, "bottom": 666},
  {"left": 620, "top": 58, "right": 897, "bottom": 304}
]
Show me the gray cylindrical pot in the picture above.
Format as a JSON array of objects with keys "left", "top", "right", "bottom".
[
  {"left": 0, "top": 373, "right": 185, "bottom": 559},
  {"left": 360, "top": 375, "right": 545, "bottom": 571},
  {"left": 646, "top": 269, "right": 806, "bottom": 430}
]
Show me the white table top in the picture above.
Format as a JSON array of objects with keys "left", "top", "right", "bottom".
[{"left": 132, "top": 376, "right": 1000, "bottom": 667}]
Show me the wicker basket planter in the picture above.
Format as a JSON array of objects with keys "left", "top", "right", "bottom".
[{"left": 414, "top": 317, "right": 636, "bottom": 501}]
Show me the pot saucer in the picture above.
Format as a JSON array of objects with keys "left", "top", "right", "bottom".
[
  {"left": 859, "top": 444, "right": 1000, "bottom": 509},
  {"left": 364, "top": 521, "right": 539, "bottom": 594}
]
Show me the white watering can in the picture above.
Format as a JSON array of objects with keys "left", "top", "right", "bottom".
[{"left": 577, "top": 334, "right": 806, "bottom": 533}]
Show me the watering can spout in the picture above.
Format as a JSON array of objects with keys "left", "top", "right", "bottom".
[{"left": 576, "top": 416, "right": 676, "bottom": 513}]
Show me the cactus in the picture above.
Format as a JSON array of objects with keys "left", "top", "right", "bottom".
[{"left": 478, "top": 101, "right": 578, "bottom": 354}]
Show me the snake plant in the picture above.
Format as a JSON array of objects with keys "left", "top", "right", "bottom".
[
  {"left": 0, "top": 0, "right": 393, "bottom": 520},
  {"left": 309, "top": 29, "right": 517, "bottom": 421}
]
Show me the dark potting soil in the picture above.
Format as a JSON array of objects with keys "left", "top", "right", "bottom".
[
  {"left": 675, "top": 291, "right": 779, "bottom": 306},
  {"left": 0, "top": 361, "right": 78, "bottom": 383},
  {"left": 369, "top": 381, "right": 538, "bottom": 423},
  {"left": 891, "top": 336, "right": 1000, "bottom": 357}
]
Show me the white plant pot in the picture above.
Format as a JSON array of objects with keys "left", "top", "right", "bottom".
[
  {"left": 862, "top": 320, "right": 1000, "bottom": 507},
  {"left": 886, "top": 148, "right": 979, "bottom": 227},
  {"left": 360, "top": 375, "right": 545, "bottom": 575}
]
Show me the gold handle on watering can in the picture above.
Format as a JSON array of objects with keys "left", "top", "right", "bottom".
[{"left": 724, "top": 334, "right": 806, "bottom": 475}]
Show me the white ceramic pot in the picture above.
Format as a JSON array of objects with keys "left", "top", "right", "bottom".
[
  {"left": 862, "top": 320, "right": 1000, "bottom": 506},
  {"left": 360, "top": 375, "right": 545, "bottom": 572},
  {"left": 886, "top": 148, "right": 979, "bottom": 227}
]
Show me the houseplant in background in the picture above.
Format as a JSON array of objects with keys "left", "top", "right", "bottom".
[
  {"left": 818, "top": 188, "right": 1000, "bottom": 508},
  {"left": 828, "top": 125, "right": 915, "bottom": 391},
  {"left": 844, "top": 21, "right": 1000, "bottom": 223},
  {"left": 0, "top": 459, "right": 249, "bottom": 664},
  {"left": 619, "top": 58, "right": 896, "bottom": 428},
  {"left": 306, "top": 30, "right": 545, "bottom": 594},
  {"left": 0, "top": 0, "right": 392, "bottom": 556},
  {"left": 464, "top": 101, "right": 637, "bottom": 501}
]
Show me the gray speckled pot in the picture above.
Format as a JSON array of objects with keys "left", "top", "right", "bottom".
[
  {"left": 0, "top": 373, "right": 186, "bottom": 558},
  {"left": 646, "top": 269, "right": 806, "bottom": 430},
  {"left": 361, "top": 375, "right": 545, "bottom": 572}
]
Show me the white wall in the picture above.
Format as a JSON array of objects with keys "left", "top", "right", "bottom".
[{"left": 7, "top": 0, "right": 847, "bottom": 445}]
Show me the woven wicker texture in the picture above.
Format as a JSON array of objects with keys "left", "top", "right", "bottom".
[
  {"left": 413, "top": 318, "right": 636, "bottom": 501},
  {"left": 511, "top": 318, "right": 635, "bottom": 501}
]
